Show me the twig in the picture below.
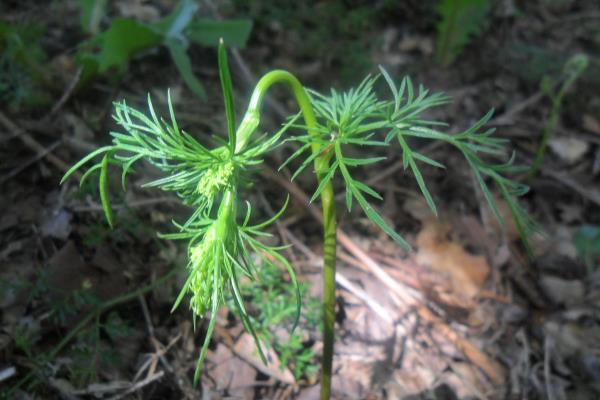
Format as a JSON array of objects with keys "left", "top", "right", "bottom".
[
  {"left": 0, "top": 111, "right": 81, "bottom": 179},
  {"left": 261, "top": 169, "right": 420, "bottom": 305},
  {"left": 516, "top": 153, "right": 600, "bottom": 207},
  {"left": 135, "top": 294, "right": 180, "bottom": 382},
  {"left": 44, "top": 66, "right": 83, "bottom": 120},
  {"left": 541, "top": 167, "right": 600, "bottom": 207},
  {"left": 0, "top": 140, "right": 62, "bottom": 184},
  {"left": 335, "top": 272, "right": 393, "bottom": 324},
  {"left": 106, "top": 371, "right": 165, "bottom": 400},
  {"left": 490, "top": 91, "right": 545, "bottom": 126},
  {"left": 138, "top": 295, "right": 163, "bottom": 379},
  {"left": 544, "top": 336, "right": 557, "bottom": 400}
]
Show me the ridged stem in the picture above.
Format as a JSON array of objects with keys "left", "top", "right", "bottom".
[{"left": 235, "top": 70, "right": 337, "bottom": 400}]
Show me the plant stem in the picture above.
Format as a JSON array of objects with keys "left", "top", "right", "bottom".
[
  {"left": 528, "top": 54, "right": 588, "bottom": 179},
  {"left": 528, "top": 99, "right": 559, "bottom": 179},
  {"left": 235, "top": 70, "right": 337, "bottom": 400}
]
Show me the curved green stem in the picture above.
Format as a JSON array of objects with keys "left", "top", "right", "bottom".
[{"left": 235, "top": 70, "right": 337, "bottom": 400}]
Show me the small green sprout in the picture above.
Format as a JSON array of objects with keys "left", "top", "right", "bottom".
[{"left": 529, "top": 53, "right": 588, "bottom": 178}]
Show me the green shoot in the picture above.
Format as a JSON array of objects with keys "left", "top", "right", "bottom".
[{"left": 529, "top": 53, "right": 588, "bottom": 178}]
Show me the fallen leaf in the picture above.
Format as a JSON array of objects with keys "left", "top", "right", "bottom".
[
  {"left": 233, "top": 332, "right": 295, "bottom": 385},
  {"left": 398, "top": 34, "right": 434, "bottom": 55},
  {"left": 448, "top": 361, "right": 491, "bottom": 399},
  {"left": 416, "top": 219, "right": 490, "bottom": 299},
  {"left": 46, "top": 241, "right": 127, "bottom": 324},
  {"left": 549, "top": 137, "right": 589, "bottom": 164},
  {"left": 539, "top": 275, "right": 584, "bottom": 306},
  {"left": 557, "top": 202, "right": 583, "bottom": 223},
  {"left": 583, "top": 114, "right": 600, "bottom": 135},
  {"left": 115, "top": 0, "right": 160, "bottom": 21},
  {"left": 331, "top": 360, "right": 374, "bottom": 399},
  {"left": 40, "top": 208, "right": 72, "bottom": 240},
  {"left": 207, "top": 344, "right": 255, "bottom": 399}
]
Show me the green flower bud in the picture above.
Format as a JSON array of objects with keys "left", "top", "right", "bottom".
[
  {"left": 197, "top": 161, "right": 234, "bottom": 200},
  {"left": 187, "top": 228, "right": 217, "bottom": 316}
]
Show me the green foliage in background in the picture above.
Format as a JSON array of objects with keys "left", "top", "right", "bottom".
[
  {"left": 3, "top": 270, "right": 129, "bottom": 391},
  {"left": 435, "top": 0, "right": 490, "bottom": 66},
  {"left": 77, "top": 0, "right": 252, "bottom": 99},
  {"left": 0, "top": 21, "right": 51, "bottom": 108},
  {"left": 0, "top": 1, "right": 252, "bottom": 110}
]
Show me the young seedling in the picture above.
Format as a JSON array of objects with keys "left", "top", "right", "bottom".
[
  {"left": 62, "top": 40, "right": 533, "bottom": 399},
  {"left": 528, "top": 53, "right": 588, "bottom": 178}
]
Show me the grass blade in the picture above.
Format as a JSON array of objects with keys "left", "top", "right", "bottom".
[
  {"left": 218, "top": 38, "right": 236, "bottom": 151},
  {"left": 99, "top": 153, "right": 114, "bottom": 227},
  {"left": 60, "top": 146, "right": 112, "bottom": 184}
]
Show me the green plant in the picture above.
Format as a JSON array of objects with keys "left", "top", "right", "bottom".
[
  {"left": 0, "top": 20, "right": 52, "bottom": 108},
  {"left": 528, "top": 53, "right": 588, "bottom": 178},
  {"left": 5, "top": 270, "right": 175, "bottom": 397},
  {"left": 76, "top": 0, "right": 252, "bottom": 99},
  {"left": 6, "top": 269, "right": 124, "bottom": 390},
  {"left": 236, "top": 260, "right": 321, "bottom": 381},
  {"left": 435, "top": 0, "right": 490, "bottom": 66},
  {"left": 61, "top": 40, "right": 532, "bottom": 398}
]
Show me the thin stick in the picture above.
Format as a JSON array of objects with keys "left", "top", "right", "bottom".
[
  {"left": 106, "top": 371, "right": 165, "bottom": 400},
  {"left": 0, "top": 140, "right": 61, "bottom": 183},
  {"left": 544, "top": 336, "right": 557, "bottom": 400},
  {"left": 44, "top": 66, "right": 83, "bottom": 120},
  {"left": 0, "top": 111, "right": 81, "bottom": 179}
]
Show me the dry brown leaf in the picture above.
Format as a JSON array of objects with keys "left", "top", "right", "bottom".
[
  {"left": 115, "top": 0, "right": 159, "bottom": 21},
  {"left": 481, "top": 195, "right": 521, "bottom": 241},
  {"left": 233, "top": 332, "right": 295, "bottom": 385},
  {"left": 549, "top": 137, "right": 589, "bottom": 164},
  {"left": 416, "top": 219, "right": 490, "bottom": 299},
  {"left": 447, "top": 361, "right": 492, "bottom": 399},
  {"left": 46, "top": 241, "right": 126, "bottom": 325},
  {"left": 539, "top": 275, "right": 585, "bottom": 306},
  {"left": 583, "top": 114, "right": 600, "bottom": 135},
  {"left": 207, "top": 344, "right": 255, "bottom": 399},
  {"left": 331, "top": 359, "right": 375, "bottom": 399}
]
